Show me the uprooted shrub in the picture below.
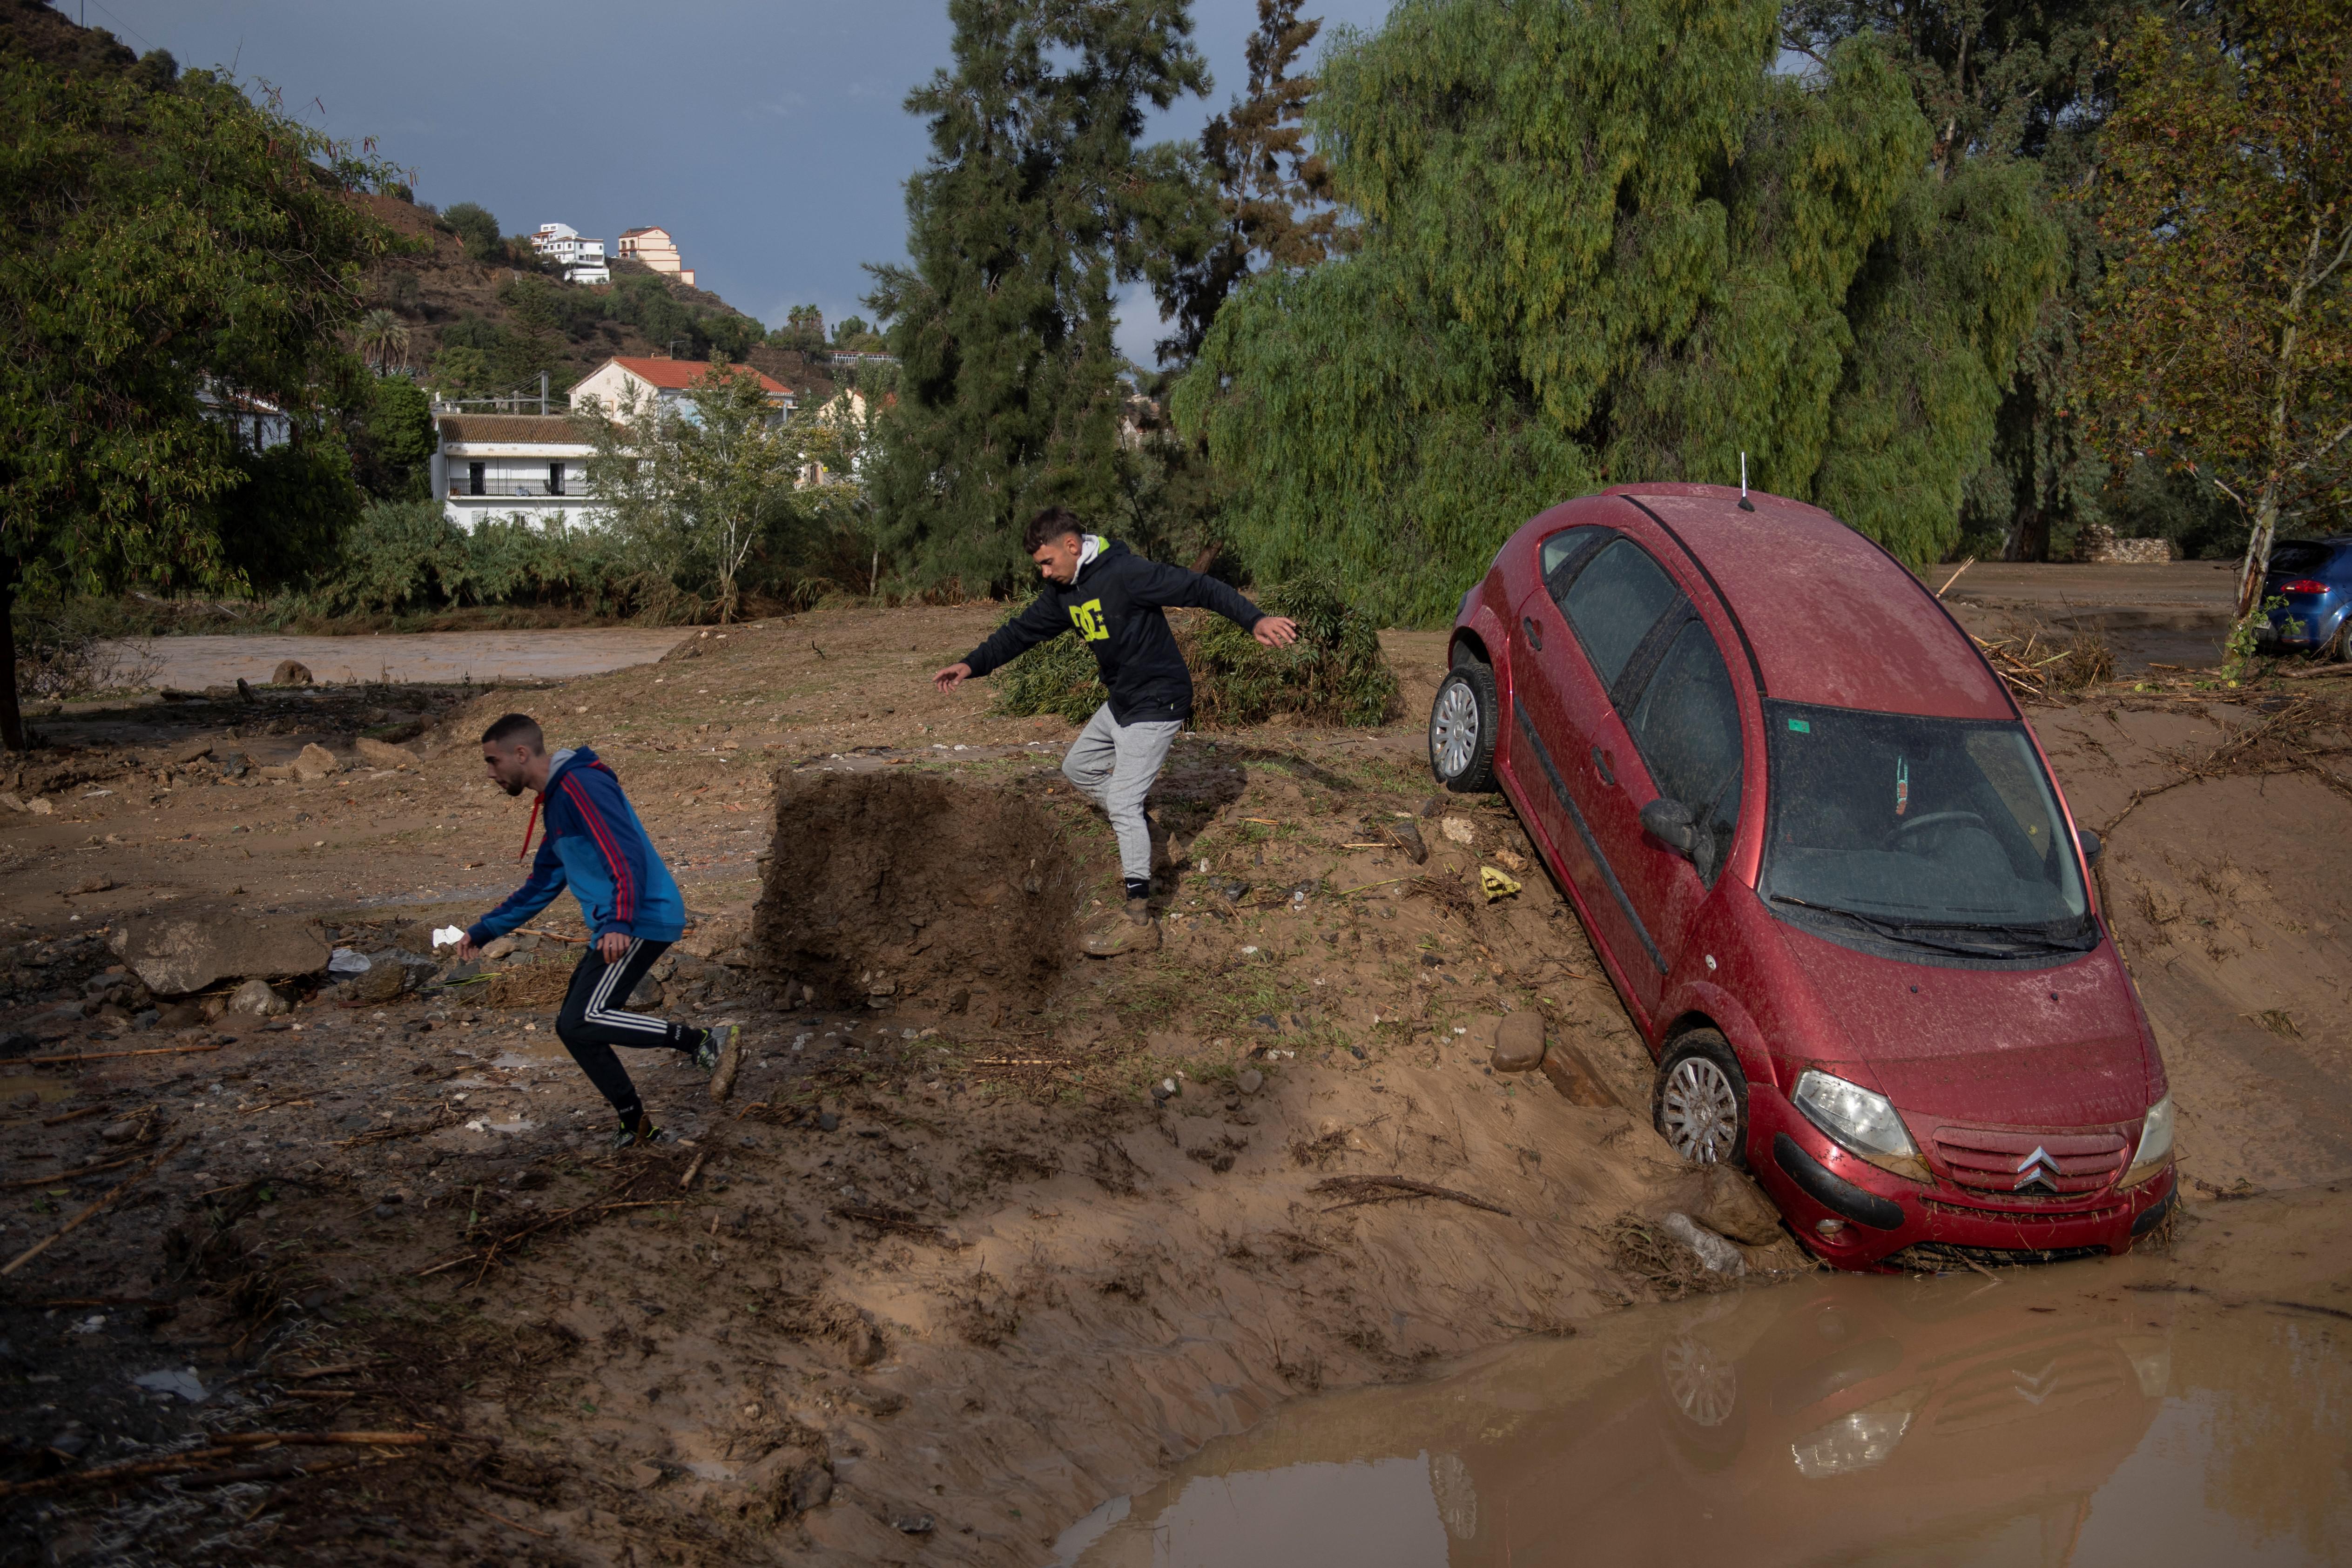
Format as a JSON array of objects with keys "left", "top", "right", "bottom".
[{"left": 991, "top": 572, "right": 1398, "bottom": 728}]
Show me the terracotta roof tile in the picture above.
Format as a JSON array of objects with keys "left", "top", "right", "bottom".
[
  {"left": 438, "top": 415, "right": 590, "bottom": 444},
  {"left": 592, "top": 357, "right": 791, "bottom": 396}
]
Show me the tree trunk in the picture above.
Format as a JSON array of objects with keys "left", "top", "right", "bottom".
[
  {"left": 2236, "top": 221, "right": 2320, "bottom": 619},
  {"left": 0, "top": 570, "right": 23, "bottom": 753}
]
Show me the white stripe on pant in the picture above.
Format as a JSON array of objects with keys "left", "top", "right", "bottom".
[
  {"left": 583, "top": 937, "right": 671, "bottom": 1038},
  {"left": 1062, "top": 702, "right": 1182, "bottom": 886}
]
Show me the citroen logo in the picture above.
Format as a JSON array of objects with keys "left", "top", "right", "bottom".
[{"left": 2013, "top": 1145, "right": 2061, "bottom": 1193}]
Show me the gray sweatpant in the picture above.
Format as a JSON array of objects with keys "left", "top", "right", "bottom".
[{"left": 1063, "top": 703, "right": 1182, "bottom": 888}]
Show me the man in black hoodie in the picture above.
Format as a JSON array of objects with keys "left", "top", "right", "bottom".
[{"left": 934, "top": 508, "right": 1296, "bottom": 954}]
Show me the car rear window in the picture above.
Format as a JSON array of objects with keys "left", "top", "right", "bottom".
[
  {"left": 1559, "top": 538, "right": 1682, "bottom": 689},
  {"left": 2268, "top": 541, "right": 2339, "bottom": 575}
]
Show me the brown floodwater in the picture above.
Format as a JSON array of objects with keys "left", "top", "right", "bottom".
[{"left": 1058, "top": 1256, "right": 2352, "bottom": 1567}]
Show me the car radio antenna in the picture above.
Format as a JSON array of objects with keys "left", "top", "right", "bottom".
[{"left": 1739, "top": 451, "right": 1755, "bottom": 511}]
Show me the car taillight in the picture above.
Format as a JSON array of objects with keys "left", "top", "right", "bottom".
[{"left": 2277, "top": 578, "right": 2331, "bottom": 594}]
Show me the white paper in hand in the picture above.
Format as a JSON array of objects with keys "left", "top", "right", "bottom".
[{"left": 431, "top": 925, "right": 466, "bottom": 949}]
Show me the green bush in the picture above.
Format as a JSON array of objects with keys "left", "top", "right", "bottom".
[
  {"left": 292, "top": 500, "right": 660, "bottom": 618},
  {"left": 991, "top": 572, "right": 1396, "bottom": 729}
]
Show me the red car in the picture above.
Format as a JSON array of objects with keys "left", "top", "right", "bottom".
[{"left": 1431, "top": 484, "right": 2176, "bottom": 1268}]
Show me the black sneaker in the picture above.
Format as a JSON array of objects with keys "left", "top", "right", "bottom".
[
  {"left": 693, "top": 1023, "right": 735, "bottom": 1075},
  {"left": 612, "top": 1114, "right": 668, "bottom": 1150}
]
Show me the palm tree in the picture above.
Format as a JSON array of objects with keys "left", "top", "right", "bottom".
[{"left": 355, "top": 308, "right": 411, "bottom": 371}]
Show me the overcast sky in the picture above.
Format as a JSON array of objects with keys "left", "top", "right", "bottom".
[{"left": 61, "top": 0, "right": 1393, "bottom": 365}]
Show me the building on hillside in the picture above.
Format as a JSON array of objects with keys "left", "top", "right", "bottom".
[
  {"left": 615, "top": 225, "right": 694, "bottom": 287},
  {"left": 826, "top": 349, "right": 898, "bottom": 370},
  {"left": 197, "top": 385, "right": 290, "bottom": 453},
  {"left": 569, "top": 356, "right": 793, "bottom": 424},
  {"left": 430, "top": 413, "right": 599, "bottom": 532},
  {"left": 530, "top": 222, "right": 609, "bottom": 285}
]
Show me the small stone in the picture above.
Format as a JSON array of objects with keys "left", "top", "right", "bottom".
[
  {"left": 226, "top": 978, "right": 288, "bottom": 1017},
  {"left": 1348, "top": 1044, "right": 1367, "bottom": 1061},
  {"left": 1489, "top": 1013, "right": 1547, "bottom": 1073},
  {"left": 815, "top": 1111, "right": 841, "bottom": 1132},
  {"left": 789, "top": 1464, "right": 835, "bottom": 1514},
  {"left": 27, "top": 797, "right": 54, "bottom": 816},
  {"left": 72, "top": 874, "right": 113, "bottom": 895},
  {"left": 1440, "top": 815, "right": 1476, "bottom": 845},
  {"left": 1151, "top": 1076, "right": 1179, "bottom": 1102},
  {"left": 480, "top": 935, "right": 519, "bottom": 961},
  {"left": 290, "top": 743, "right": 339, "bottom": 781},
  {"left": 371, "top": 1203, "right": 399, "bottom": 1220},
  {"left": 892, "top": 1513, "right": 936, "bottom": 1535},
  {"left": 1235, "top": 1068, "right": 1264, "bottom": 1095},
  {"left": 100, "top": 1119, "right": 143, "bottom": 1145},
  {"left": 271, "top": 659, "right": 313, "bottom": 686}
]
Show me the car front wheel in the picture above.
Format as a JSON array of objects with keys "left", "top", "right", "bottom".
[
  {"left": 1429, "top": 656, "right": 1499, "bottom": 793},
  {"left": 1654, "top": 1030, "right": 1749, "bottom": 1168}
]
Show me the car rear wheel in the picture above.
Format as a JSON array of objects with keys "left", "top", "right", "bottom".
[
  {"left": 1654, "top": 1030, "right": 1749, "bottom": 1169},
  {"left": 1429, "top": 655, "right": 1499, "bottom": 793}
]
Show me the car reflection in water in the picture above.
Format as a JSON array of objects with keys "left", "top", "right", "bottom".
[{"left": 1067, "top": 1274, "right": 2184, "bottom": 1568}]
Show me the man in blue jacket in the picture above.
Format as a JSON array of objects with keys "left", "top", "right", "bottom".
[
  {"left": 934, "top": 507, "right": 1296, "bottom": 955},
  {"left": 453, "top": 713, "right": 735, "bottom": 1147}
]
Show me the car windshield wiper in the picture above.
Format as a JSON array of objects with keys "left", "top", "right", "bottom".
[
  {"left": 1895, "top": 915, "right": 2099, "bottom": 951},
  {"left": 1769, "top": 896, "right": 2093, "bottom": 956}
]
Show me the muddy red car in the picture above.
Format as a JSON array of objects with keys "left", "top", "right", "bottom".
[{"left": 1431, "top": 484, "right": 2177, "bottom": 1268}]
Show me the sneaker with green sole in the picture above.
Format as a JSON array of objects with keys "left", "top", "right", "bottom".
[
  {"left": 693, "top": 1023, "right": 736, "bottom": 1074},
  {"left": 612, "top": 1114, "right": 668, "bottom": 1150}
]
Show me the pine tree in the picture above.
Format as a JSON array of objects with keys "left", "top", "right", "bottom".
[
  {"left": 1157, "top": 0, "right": 1339, "bottom": 363},
  {"left": 865, "top": 0, "right": 1214, "bottom": 595},
  {"left": 1174, "top": 0, "right": 2061, "bottom": 625}
]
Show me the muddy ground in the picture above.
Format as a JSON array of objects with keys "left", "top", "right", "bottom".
[{"left": 2, "top": 603, "right": 2349, "bottom": 1567}]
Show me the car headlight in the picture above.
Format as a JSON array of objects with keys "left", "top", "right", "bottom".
[
  {"left": 2122, "top": 1093, "right": 2175, "bottom": 1189},
  {"left": 1793, "top": 1070, "right": 1928, "bottom": 1182}
]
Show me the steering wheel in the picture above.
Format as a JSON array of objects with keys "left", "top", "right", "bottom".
[{"left": 1881, "top": 810, "right": 1987, "bottom": 850}]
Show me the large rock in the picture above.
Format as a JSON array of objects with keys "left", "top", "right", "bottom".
[
  {"left": 291, "top": 743, "right": 341, "bottom": 781},
  {"left": 355, "top": 736, "right": 419, "bottom": 769},
  {"left": 110, "top": 909, "right": 330, "bottom": 997},
  {"left": 1697, "top": 1166, "right": 1785, "bottom": 1245}
]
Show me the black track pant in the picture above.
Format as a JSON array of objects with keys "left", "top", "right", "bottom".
[{"left": 554, "top": 938, "right": 703, "bottom": 1124}]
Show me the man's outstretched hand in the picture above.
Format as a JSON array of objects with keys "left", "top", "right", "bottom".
[
  {"left": 1254, "top": 616, "right": 1300, "bottom": 649},
  {"left": 932, "top": 661, "right": 974, "bottom": 693},
  {"left": 596, "top": 931, "right": 630, "bottom": 962},
  {"left": 452, "top": 933, "right": 478, "bottom": 962}
]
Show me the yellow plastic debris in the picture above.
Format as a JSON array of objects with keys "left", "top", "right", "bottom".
[{"left": 1479, "top": 865, "right": 1523, "bottom": 902}]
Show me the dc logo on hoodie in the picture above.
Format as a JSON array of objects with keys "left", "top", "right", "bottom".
[{"left": 1069, "top": 598, "right": 1109, "bottom": 641}]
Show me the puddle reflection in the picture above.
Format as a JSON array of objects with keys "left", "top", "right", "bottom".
[{"left": 1065, "top": 1269, "right": 2352, "bottom": 1567}]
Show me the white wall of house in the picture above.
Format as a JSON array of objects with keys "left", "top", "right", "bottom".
[{"left": 433, "top": 434, "right": 600, "bottom": 532}]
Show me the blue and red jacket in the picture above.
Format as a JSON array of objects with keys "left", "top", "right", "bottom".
[{"left": 467, "top": 748, "right": 685, "bottom": 946}]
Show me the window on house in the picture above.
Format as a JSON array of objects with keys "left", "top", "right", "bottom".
[
  {"left": 548, "top": 461, "right": 566, "bottom": 497},
  {"left": 468, "top": 461, "right": 485, "bottom": 497}
]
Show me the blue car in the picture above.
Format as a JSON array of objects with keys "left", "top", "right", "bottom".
[{"left": 2259, "top": 536, "right": 2352, "bottom": 658}]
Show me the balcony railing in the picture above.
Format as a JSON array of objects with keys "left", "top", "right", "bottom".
[{"left": 450, "top": 483, "right": 589, "bottom": 499}]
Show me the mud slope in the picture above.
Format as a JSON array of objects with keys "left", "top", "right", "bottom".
[{"left": 0, "top": 609, "right": 2346, "bottom": 1566}]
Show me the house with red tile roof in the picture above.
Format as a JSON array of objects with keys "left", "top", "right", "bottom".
[{"left": 568, "top": 357, "right": 795, "bottom": 422}]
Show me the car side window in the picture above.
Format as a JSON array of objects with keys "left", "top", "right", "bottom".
[
  {"left": 1557, "top": 537, "right": 1682, "bottom": 690},
  {"left": 1540, "top": 526, "right": 1607, "bottom": 595},
  {"left": 1627, "top": 619, "right": 1744, "bottom": 883}
]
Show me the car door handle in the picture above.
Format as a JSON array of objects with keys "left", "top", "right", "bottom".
[
  {"left": 1522, "top": 616, "right": 1543, "bottom": 651},
  {"left": 1591, "top": 747, "right": 1616, "bottom": 787}
]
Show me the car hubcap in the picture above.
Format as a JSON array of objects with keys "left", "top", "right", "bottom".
[
  {"left": 1431, "top": 680, "right": 1480, "bottom": 778},
  {"left": 1661, "top": 1057, "right": 1740, "bottom": 1164}
]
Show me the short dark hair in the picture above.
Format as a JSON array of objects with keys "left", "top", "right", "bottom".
[
  {"left": 480, "top": 713, "right": 544, "bottom": 752},
  {"left": 1022, "top": 506, "right": 1085, "bottom": 554}
]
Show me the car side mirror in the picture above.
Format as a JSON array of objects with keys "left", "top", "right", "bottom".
[
  {"left": 2077, "top": 828, "right": 2103, "bottom": 866},
  {"left": 1642, "top": 796, "right": 1696, "bottom": 857}
]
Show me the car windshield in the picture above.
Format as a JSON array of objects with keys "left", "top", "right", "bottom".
[{"left": 1760, "top": 701, "right": 2092, "bottom": 956}]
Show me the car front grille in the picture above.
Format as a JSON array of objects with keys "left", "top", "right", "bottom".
[{"left": 1930, "top": 1125, "right": 2130, "bottom": 1201}]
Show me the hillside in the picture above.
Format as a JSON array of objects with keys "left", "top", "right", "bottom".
[
  {"left": 0, "top": 2, "right": 833, "bottom": 409},
  {"left": 356, "top": 194, "right": 838, "bottom": 405}
]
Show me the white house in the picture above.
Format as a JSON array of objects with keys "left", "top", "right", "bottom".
[
  {"left": 530, "top": 222, "right": 609, "bottom": 285},
  {"left": 616, "top": 225, "right": 694, "bottom": 287},
  {"left": 430, "top": 413, "right": 599, "bottom": 532},
  {"left": 569, "top": 356, "right": 794, "bottom": 422}
]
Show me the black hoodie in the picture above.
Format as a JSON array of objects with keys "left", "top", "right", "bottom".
[{"left": 960, "top": 538, "right": 1267, "bottom": 724}]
